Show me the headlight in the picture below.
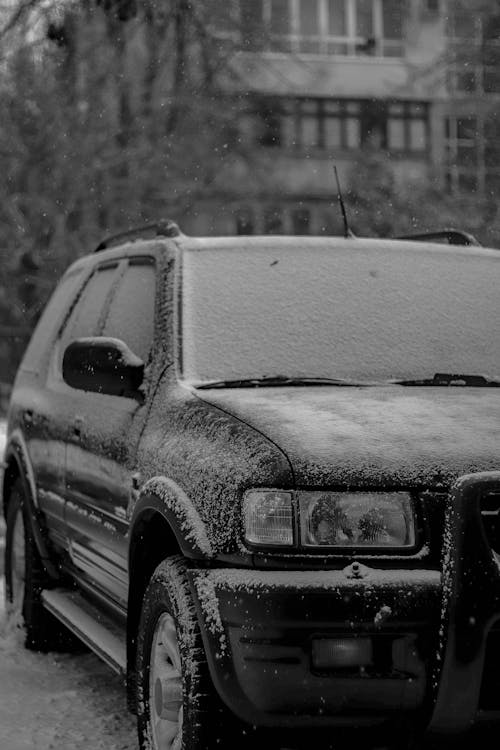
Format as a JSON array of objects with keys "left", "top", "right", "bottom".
[
  {"left": 243, "top": 490, "right": 294, "bottom": 546},
  {"left": 243, "top": 490, "right": 416, "bottom": 550},
  {"left": 298, "top": 491, "right": 415, "bottom": 548}
]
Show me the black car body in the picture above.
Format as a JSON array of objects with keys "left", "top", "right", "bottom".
[{"left": 2, "top": 228, "right": 500, "bottom": 748}]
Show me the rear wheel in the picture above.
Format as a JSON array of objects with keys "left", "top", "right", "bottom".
[
  {"left": 6, "top": 493, "right": 26, "bottom": 622},
  {"left": 4, "top": 479, "right": 71, "bottom": 651},
  {"left": 136, "top": 556, "right": 234, "bottom": 750}
]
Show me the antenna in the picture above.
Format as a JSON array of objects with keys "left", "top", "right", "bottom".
[{"left": 333, "top": 165, "right": 354, "bottom": 239}]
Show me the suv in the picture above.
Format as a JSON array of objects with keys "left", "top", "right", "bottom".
[{"left": 3, "top": 222, "right": 500, "bottom": 749}]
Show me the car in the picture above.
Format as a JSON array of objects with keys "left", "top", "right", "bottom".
[{"left": 2, "top": 220, "right": 500, "bottom": 750}]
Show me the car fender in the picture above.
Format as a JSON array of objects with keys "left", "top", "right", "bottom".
[
  {"left": 129, "top": 476, "right": 214, "bottom": 561},
  {"left": 2, "top": 429, "right": 59, "bottom": 580},
  {"left": 126, "top": 476, "right": 214, "bottom": 710}
]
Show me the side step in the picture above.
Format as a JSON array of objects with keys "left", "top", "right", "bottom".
[{"left": 41, "top": 588, "right": 127, "bottom": 675}]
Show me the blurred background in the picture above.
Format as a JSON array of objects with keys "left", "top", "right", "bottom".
[{"left": 1, "top": 0, "right": 500, "bottom": 390}]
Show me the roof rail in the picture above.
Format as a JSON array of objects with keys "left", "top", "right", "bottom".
[
  {"left": 395, "top": 229, "right": 481, "bottom": 247},
  {"left": 94, "top": 220, "right": 183, "bottom": 253}
]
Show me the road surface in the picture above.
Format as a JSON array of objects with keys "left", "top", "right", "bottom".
[{"left": 0, "top": 576, "right": 138, "bottom": 750}]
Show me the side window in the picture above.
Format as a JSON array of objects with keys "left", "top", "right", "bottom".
[
  {"left": 101, "top": 258, "right": 156, "bottom": 363},
  {"left": 61, "top": 264, "right": 119, "bottom": 349},
  {"left": 21, "top": 267, "right": 86, "bottom": 374}
]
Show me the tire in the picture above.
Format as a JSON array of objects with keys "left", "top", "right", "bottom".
[
  {"left": 136, "top": 556, "right": 234, "bottom": 750},
  {"left": 4, "top": 479, "right": 73, "bottom": 651}
]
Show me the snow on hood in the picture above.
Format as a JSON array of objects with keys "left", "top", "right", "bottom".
[{"left": 196, "top": 386, "right": 500, "bottom": 488}]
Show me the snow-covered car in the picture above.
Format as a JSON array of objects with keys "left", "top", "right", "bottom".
[{"left": 2, "top": 222, "right": 500, "bottom": 749}]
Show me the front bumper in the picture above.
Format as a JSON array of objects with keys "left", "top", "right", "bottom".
[
  {"left": 189, "top": 565, "right": 441, "bottom": 728},
  {"left": 189, "top": 472, "right": 500, "bottom": 735}
]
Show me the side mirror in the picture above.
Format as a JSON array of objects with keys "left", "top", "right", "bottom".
[{"left": 62, "top": 337, "right": 144, "bottom": 400}]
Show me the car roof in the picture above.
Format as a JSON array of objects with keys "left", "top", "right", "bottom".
[
  {"left": 64, "top": 233, "right": 499, "bottom": 278},
  {"left": 176, "top": 234, "right": 499, "bottom": 260}
]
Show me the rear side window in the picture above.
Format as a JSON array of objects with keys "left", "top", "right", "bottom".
[
  {"left": 21, "top": 267, "right": 85, "bottom": 374},
  {"left": 101, "top": 258, "right": 156, "bottom": 362}
]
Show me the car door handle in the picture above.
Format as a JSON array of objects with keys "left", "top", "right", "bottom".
[
  {"left": 23, "top": 409, "right": 33, "bottom": 425},
  {"left": 73, "top": 416, "right": 84, "bottom": 438}
]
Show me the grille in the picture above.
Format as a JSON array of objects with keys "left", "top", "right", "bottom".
[{"left": 480, "top": 492, "right": 500, "bottom": 555}]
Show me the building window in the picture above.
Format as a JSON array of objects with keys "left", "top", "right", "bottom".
[
  {"left": 225, "top": 0, "right": 404, "bottom": 57},
  {"left": 447, "top": 10, "right": 500, "bottom": 95},
  {"left": 361, "top": 100, "right": 387, "bottom": 149},
  {"left": 444, "top": 114, "right": 500, "bottom": 195},
  {"left": 292, "top": 207, "right": 311, "bottom": 234},
  {"left": 422, "top": 0, "right": 441, "bottom": 15},
  {"left": 236, "top": 208, "right": 255, "bottom": 234},
  {"left": 234, "top": 204, "right": 317, "bottom": 234},
  {"left": 264, "top": 207, "right": 284, "bottom": 234},
  {"left": 256, "top": 99, "right": 283, "bottom": 146},
  {"left": 251, "top": 97, "right": 429, "bottom": 154},
  {"left": 444, "top": 116, "right": 479, "bottom": 193}
]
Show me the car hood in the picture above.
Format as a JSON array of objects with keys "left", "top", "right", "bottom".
[{"left": 195, "top": 386, "right": 500, "bottom": 488}]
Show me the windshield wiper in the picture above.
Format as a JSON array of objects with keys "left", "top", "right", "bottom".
[
  {"left": 195, "top": 376, "right": 369, "bottom": 389},
  {"left": 393, "top": 373, "right": 500, "bottom": 387}
]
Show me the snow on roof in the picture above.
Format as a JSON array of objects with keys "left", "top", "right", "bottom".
[{"left": 179, "top": 234, "right": 499, "bottom": 258}]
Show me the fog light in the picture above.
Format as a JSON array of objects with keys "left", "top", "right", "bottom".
[{"left": 312, "top": 637, "right": 373, "bottom": 670}]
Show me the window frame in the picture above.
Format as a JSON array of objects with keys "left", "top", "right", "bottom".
[
  {"left": 215, "top": 0, "right": 405, "bottom": 58},
  {"left": 251, "top": 96, "right": 429, "bottom": 155},
  {"left": 100, "top": 255, "right": 157, "bottom": 366},
  {"left": 444, "top": 113, "right": 500, "bottom": 196},
  {"left": 57, "top": 261, "right": 122, "bottom": 348}
]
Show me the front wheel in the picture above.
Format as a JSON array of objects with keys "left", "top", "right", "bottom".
[{"left": 136, "top": 556, "right": 233, "bottom": 750}]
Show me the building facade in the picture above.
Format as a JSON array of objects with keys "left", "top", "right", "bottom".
[
  {"left": 185, "top": 0, "right": 451, "bottom": 236},
  {"left": 443, "top": 3, "right": 500, "bottom": 196},
  {"left": 184, "top": 0, "right": 500, "bottom": 237}
]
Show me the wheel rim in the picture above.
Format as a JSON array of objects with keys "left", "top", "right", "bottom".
[
  {"left": 149, "top": 612, "right": 183, "bottom": 750},
  {"left": 9, "top": 507, "right": 26, "bottom": 616}
]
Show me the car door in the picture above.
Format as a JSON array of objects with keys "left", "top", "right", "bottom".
[
  {"left": 53, "top": 256, "right": 156, "bottom": 606},
  {"left": 62, "top": 254, "right": 158, "bottom": 610},
  {"left": 13, "top": 264, "right": 88, "bottom": 556}
]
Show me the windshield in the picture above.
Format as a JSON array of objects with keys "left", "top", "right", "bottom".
[{"left": 180, "top": 241, "right": 500, "bottom": 384}]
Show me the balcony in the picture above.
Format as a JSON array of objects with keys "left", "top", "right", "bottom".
[{"left": 229, "top": 52, "right": 411, "bottom": 99}]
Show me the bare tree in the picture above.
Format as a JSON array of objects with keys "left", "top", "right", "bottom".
[{"left": 0, "top": 0, "right": 252, "bottom": 378}]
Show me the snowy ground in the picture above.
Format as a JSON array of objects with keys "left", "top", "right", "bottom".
[
  {"left": 0, "top": 543, "right": 134, "bottom": 749},
  {"left": 0, "top": 581, "right": 137, "bottom": 750}
]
